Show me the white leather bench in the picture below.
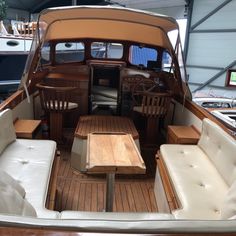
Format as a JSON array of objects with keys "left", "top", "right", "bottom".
[
  {"left": 0, "top": 109, "right": 59, "bottom": 219},
  {"left": 155, "top": 118, "right": 236, "bottom": 220}
]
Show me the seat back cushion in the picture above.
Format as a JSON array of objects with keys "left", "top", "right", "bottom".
[
  {"left": 0, "top": 109, "right": 16, "bottom": 154},
  {"left": 0, "top": 169, "right": 25, "bottom": 197},
  {"left": 0, "top": 184, "right": 37, "bottom": 217},
  {"left": 198, "top": 118, "right": 236, "bottom": 186},
  {"left": 221, "top": 180, "right": 236, "bottom": 219}
]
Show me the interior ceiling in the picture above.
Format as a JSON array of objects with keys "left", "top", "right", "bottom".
[{"left": 5, "top": 0, "right": 187, "bottom": 13}]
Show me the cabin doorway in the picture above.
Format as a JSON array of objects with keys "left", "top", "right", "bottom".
[{"left": 89, "top": 65, "right": 120, "bottom": 115}]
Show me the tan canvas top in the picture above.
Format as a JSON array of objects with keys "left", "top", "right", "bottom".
[{"left": 38, "top": 6, "right": 179, "bottom": 49}]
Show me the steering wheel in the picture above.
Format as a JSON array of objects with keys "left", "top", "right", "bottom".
[{"left": 132, "top": 78, "right": 159, "bottom": 105}]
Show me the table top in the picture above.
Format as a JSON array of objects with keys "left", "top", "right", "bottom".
[
  {"left": 14, "top": 119, "right": 41, "bottom": 138},
  {"left": 75, "top": 115, "right": 139, "bottom": 139},
  {"left": 86, "top": 133, "right": 146, "bottom": 174}
]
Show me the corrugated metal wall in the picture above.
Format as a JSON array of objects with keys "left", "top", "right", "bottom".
[{"left": 186, "top": 0, "right": 236, "bottom": 98}]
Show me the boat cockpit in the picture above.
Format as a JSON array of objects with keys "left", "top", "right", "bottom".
[{"left": 0, "top": 6, "right": 236, "bottom": 235}]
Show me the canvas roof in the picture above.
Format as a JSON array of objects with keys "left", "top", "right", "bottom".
[{"left": 38, "top": 6, "right": 179, "bottom": 49}]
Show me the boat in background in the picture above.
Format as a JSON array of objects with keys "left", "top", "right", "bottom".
[
  {"left": 0, "top": 20, "right": 35, "bottom": 99},
  {"left": 193, "top": 97, "right": 236, "bottom": 132},
  {"left": 211, "top": 109, "right": 236, "bottom": 131},
  {"left": 0, "top": 20, "right": 34, "bottom": 54},
  {"left": 193, "top": 97, "right": 236, "bottom": 109}
]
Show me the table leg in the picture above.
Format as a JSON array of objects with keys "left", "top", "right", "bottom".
[
  {"left": 105, "top": 173, "right": 115, "bottom": 212},
  {"left": 50, "top": 112, "right": 63, "bottom": 143}
]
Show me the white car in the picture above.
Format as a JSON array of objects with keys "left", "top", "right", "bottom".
[
  {"left": 193, "top": 97, "right": 236, "bottom": 109},
  {"left": 211, "top": 109, "right": 236, "bottom": 130}
]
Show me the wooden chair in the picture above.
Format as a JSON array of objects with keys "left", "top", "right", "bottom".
[
  {"left": 36, "top": 83, "right": 78, "bottom": 142},
  {"left": 133, "top": 91, "right": 172, "bottom": 144}
]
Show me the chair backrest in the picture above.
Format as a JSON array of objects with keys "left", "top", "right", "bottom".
[
  {"left": 36, "top": 83, "right": 77, "bottom": 113},
  {"left": 136, "top": 91, "right": 172, "bottom": 117}
]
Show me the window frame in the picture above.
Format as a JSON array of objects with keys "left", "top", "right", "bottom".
[
  {"left": 226, "top": 69, "right": 236, "bottom": 87},
  {"left": 40, "top": 42, "right": 51, "bottom": 66},
  {"left": 90, "top": 41, "right": 124, "bottom": 60},
  {"left": 128, "top": 44, "right": 159, "bottom": 69}
]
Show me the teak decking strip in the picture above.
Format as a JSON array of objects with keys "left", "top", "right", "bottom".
[
  {"left": 75, "top": 115, "right": 139, "bottom": 139},
  {"left": 56, "top": 148, "right": 158, "bottom": 213}
]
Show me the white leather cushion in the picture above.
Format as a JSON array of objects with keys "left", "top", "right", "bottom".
[
  {"left": 198, "top": 118, "right": 236, "bottom": 186},
  {"left": 160, "top": 144, "right": 228, "bottom": 220},
  {"left": 221, "top": 181, "right": 236, "bottom": 219},
  {"left": 0, "top": 184, "right": 36, "bottom": 217},
  {"left": 0, "top": 169, "right": 25, "bottom": 197},
  {"left": 0, "top": 109, "right": 16, "bottom": 154},
  {"left": 60, "top": 211, "right": 174, "bottom": 220},
  {"left": 0, "top": 139, "right": 58, "bottom": 219}
]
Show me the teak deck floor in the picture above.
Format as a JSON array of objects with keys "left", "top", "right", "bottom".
[{"left": 56, "top": 145, "right": 158, "bottom": 213}]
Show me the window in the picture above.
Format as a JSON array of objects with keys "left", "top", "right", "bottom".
[
  {"left": 168, "top": 19, "right": 187, "bottom": 49},
  {"left": 91, "top": 42, "right": 123, "bottom": 59},
  {"left": 129, "top": 45, "right": 158, "bottom": 67},
  {"left": 55, "top": 42, "right": 85, "bottom": 63},
  {"left": 226, "top": 70, "right": 236, "bottom": 87}
]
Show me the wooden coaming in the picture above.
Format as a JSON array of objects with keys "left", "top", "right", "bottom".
[
  {"left": 156, "top": 152, "right": 179, "bottom": 211},
  {"left": 46, "top": 151, "right": 60, "bottom": 210},
  {"left": 0, "top": 227, "right": 234, "bottom": 236}
]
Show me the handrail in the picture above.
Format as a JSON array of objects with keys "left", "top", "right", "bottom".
[
  {"left": 36, "top": 83, "right": 77, "bottom": 92},
  {"left": 138, "top": 91, "right": 172, "bottom": 97}
]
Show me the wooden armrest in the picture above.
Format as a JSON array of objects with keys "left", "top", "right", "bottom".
[{"left": 36, "top": 83, "right": 77, "bottom": 92}]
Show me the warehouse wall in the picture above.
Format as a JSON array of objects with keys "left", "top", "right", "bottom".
[
  {"left": 186, "top": 0, "right": 236, "bottom": 98},
  {"left": 147, "top": 5, "right": 186, "bottom": 19},
  {"left": 6, "top": 8, "right": 30, "bottom": 22}
]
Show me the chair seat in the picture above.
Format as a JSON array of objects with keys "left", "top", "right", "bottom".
[{"left": 48, "top": 101, "right": 78, "bottom": 111}]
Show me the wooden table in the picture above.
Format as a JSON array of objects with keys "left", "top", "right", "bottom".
[
  {"left": 167, "top": 125, "right": 200, "bottom": 144},
  {"left": 14, "top": 119, "right": 41, "bottom": 139},
  {"left": 86, "top": 133, "right": 146, "bottom": 212},
  {"left": 75, "top": 115, "right": 139, "bottom": 140}
]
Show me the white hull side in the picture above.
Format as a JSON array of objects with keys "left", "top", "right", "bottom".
[{"left": 0, "top": 37, "right": 32, "bottom": 54}]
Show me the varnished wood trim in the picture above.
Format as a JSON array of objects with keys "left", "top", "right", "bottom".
[
  {"left": 47, "top": 152, "right": 60, "bottom": 210},
  {"left": 0, "top": 227, "right": 234, "bottom": 235},
  {"left": 47, "top": 73, "right": 89, "bottom": 81},
  {"left": 157, "top": 154, "right": 179, "bottom": 211},
  {"left": 0, "top": 90, "right": 25, "bottom": 111},
  {"left": 191, "top": 125, "right": 200, "bottom": 135}
]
